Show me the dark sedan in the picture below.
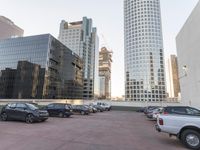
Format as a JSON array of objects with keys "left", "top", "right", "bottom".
[
  {"left": 1, "top": 103, "right": 49, "bottom": 123},
  {"left": 84, "top": 105, "right": 97, "bottom": 113},
  {"left": 44, "top": 103, "right": 73, "bottom": 118},
  {"left": 72, "top": 105, "right": 90, "bottom": 115},
  {"left": 89, "top": 105, "right": 98, "bottom": 113},
  {"left": 92, "top": 105, "right": 104, "bottom": 112}
]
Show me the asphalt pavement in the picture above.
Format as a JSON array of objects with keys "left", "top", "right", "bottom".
[{"left": 0, "top": 111, "right": 187, "bottom": 150}]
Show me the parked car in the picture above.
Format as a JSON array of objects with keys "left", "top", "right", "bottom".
[
  {"left": 96, "top": 102, "right": 111, "bottom": 111},
  {"left": 136, "top": 107, "right": 145, "bottom": 112},
  {"left": 1, "top": 102, "right": 49, "bottom": 123},
  {"left": 72, "top": 105, "right": 90, "bottom": 115},
  {"left": 144, "top": 106, "right": 159, "bottom": 115},
  {"left": 146, "top": 107, "right": 163, "bottom": 120},
  {"left": 44, "top": 103, "right": 73, "bottom": 118},
  {"left": 83, "top": 105, "right": 94, "bottom": 113},
  {"left": 84, "top": 105, "right": 98, "bottom": 113},
  {"left": 162, "top": 106, "right": 200, "bottom": 116},
  {"left": 156, "top": 109, "right": 200, "bottom": 150},
  {"left": 92, "top": 105, "right": 104, "bottom": 112}
]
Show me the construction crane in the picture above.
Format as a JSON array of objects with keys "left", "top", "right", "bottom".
[{"left": 100, "top": 34, "right": 113, "bottom": 54}]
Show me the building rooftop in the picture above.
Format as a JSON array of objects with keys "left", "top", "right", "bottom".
[
  {"left": 0, "top": 16, "right": 23, "bottom": 32},
  {"left": 0, "top": 111, "right": 185, "bottom": 150},
  {"left": 0, "top": 16, "right": 14, "bottom": 25},
  {"left": 69, "top": 21, "right": 83, "bottom": 25}
]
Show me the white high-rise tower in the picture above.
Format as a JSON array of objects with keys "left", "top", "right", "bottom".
[{"left": 124, "top": 0, "right": 166, "bottom": 102}]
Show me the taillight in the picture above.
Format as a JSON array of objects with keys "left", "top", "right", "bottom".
[
  {"left": 159, "top": 118, "right": 164, "bottom": 125},
  {"left": 163, "top": 111, "right": 168, "bottom": 115}
]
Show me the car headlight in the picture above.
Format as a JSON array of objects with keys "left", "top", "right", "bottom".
[{"left": 34, "top": 111, "right": 40, "bottom": 117}]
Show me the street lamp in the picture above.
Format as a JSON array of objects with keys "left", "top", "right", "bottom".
[
  {"left": 179, "top": 65, "right": 188, "bottom": 79},
  {"left": 179, "top": 65, "right": 190, "bottom": 106},
  {"left": 183, "top": 65, "right": 188, "bottom": 75}
]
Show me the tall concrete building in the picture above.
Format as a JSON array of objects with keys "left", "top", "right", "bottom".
[
  {"left": 99, "top": 47, "right": 112, "bottom": 99},
  {"left": 168, "top": 55, "right": 180, "bottom": 98},
  {"left": 176, "top": 1, "right": 200, "bottom": 106},
  {"left": 124, "top": 0, "right": 166, "bottom": 102},
  {"left": 58, "top": 17, "right": 99, "bottom": 99},
  {"left": 0, "top": 16, "right": 24, "bottom": 40}
]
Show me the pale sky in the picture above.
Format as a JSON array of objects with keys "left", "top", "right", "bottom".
[{"left": 0, "top": 0, "right": 199, "bottom": 97}]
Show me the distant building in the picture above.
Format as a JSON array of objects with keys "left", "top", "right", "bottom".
[
  {"left": 0, "top": 16, "right": 24, "bottom": 40},
  {"left": 12, "top": 61, "right": 45, "bottom": 99},
  {"left": 58, "top": 17, "right": 99, "bottom": 100},
  {"left": 124, "top": 0, "right": 166, "bottom": 102},
  {"left": 99, "top": 47, "right": 112, "bottom": 99},
  {"left": 176, "top": 1, "right": 200, "bottom": 106},
  {"left": 0, "top": 34, "right": 83, "bottom": 99},
  {"left": 0, "top": 68, "right": 16, "bottom": 98},
  {"left": 168, "top": 55, "right": 180, "bottom": 98}
]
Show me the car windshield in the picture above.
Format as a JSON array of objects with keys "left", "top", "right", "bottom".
[
  {"left": 65, "top": 105, "right": 71, "bottom": 109},
  {"left": 81, "top": 105, "right": 87, "bottom": 109},
  {"left": 27, "top": 103, "right": 39, "bottom": 110}
]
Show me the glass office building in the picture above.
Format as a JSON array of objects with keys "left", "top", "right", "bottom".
[
  {"left": 124, "top": 0, "right": 166, "bottom": 101},
  {"left": 0, "top": 34, "right": 83, "bottom": 99},
  {"left": 58, "top": 17, "right": 99, "bottom": 99}
]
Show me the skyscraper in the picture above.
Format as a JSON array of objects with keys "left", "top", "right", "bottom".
[
  {"left": 58, "top": 17, "right": 99, "bottom": 99},
  {"left": 124, "top": 0, "right": 166, "bottom": 101},
  {"left": 0, "top": 16, "right": 24, "bottom": 40},
  {"left": 168, "top": 55, "right": 180, "bottom": 98},
  {"left": 99, "top": 47, "right": 112, "bottom": 99}
]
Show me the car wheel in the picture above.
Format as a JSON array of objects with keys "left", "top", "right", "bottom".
[
  {"left": 58, "top": 112, "right": 64, "bottom": 118},
  {"left": 81, "top": 111, "right": 85, "bottom": 115},
  {"left": 41, "top": 118, "right": 47, "bottom": 122},
  {"left": 181, "top": 129, "right": 200, "bottom": 150},
  {"left": 1, "top": 112, "right": 8, "bottom": 121},
  {"left": 25, "top": 114, "right": 34, "bottom": 124}
]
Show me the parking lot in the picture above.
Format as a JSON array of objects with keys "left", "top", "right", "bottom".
[{"left": 0, "top": 111, "right": 187, "bottom": 150}]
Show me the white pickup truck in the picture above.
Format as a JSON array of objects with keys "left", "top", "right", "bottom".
[{"left": 156, "top": 114, "right": 200, "bottom": 149}]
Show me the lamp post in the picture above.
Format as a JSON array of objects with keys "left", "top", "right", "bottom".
[
  {"left": 179, "top": 65, "right": 188, "bottom": 105},
  {"left": 179, "top": 65, "right": 188, "bottom": 79}
]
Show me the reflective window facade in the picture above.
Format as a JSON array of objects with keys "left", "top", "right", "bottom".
[
  {"left": 124, "top": 0, "right": 166, "bottom": 101},
  {"left": 0, "top": 34, "right": 83, "bottom": 99}
]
